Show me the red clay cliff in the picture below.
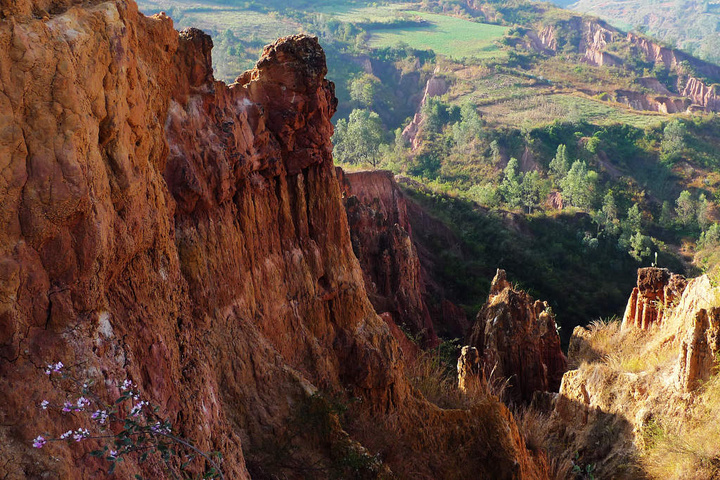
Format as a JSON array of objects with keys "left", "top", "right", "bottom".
[{"left": 0, "top": 1, "right": 547, "bottom": 478}]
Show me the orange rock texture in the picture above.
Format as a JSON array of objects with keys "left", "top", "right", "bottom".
[
  {"left": 621, "top": 267, "right": 688, "bottom": 330},
  {"left": 0, "top": 1, "right": 547, "bottom": 478},
  {"left": 338, "top": 169, "right": 439, "bottom": 347},
  {"left": 467, "top": 270, "right": 567, "bottom": 404}
]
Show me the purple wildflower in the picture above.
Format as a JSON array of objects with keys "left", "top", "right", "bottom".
[
  {"left": 32, "top": 436, "right": 46, "bottom": 449},
  {"left": 40, "top": 400, "right": 49, "bottom": 410},
  {"left": 91, "top": 410, "right": 108, "bottom": 424},
  {"left": 73, "top": 428, "right": 89, "bottom": 442},
  {"left": 130, "top": 401, "right": 147, "bottom": 417}
]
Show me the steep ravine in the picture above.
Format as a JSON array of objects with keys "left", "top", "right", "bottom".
[{"left": 0, "top": 1, "right": 547, "bottom": 478}]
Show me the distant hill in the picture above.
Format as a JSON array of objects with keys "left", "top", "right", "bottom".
[{"left": 558, "top": 0, "right": 720, "bottom": 65}]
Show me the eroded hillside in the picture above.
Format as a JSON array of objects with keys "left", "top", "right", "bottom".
[{"left": 0, "top": 1, "right": 551, "bottom": 478}]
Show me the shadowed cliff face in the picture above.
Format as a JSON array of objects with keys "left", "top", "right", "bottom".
[
  {"left": 338, "top": 169, "right": 439, "bottom": 348},
  {"left": 0, "top": 1, "right": 547, "bottom": 478}
]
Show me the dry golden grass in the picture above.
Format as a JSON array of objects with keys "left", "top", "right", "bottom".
[
  {"left": 513, "top": 406, "right": 573, "bottom": 480},
  {"left": 571, "top": 318, "right": 677, "bottom": 375},
  {"left": 642, "top": 374, "right": 720, "bottom": 479},
  {"left": 573, "top": 317, "right": 720, "bottom": 479},
  {"left": 404, "top": 350, "right": 510, "bottom": 409},
  {"left": 406, "top": 350, "right": 476, "bottom": 409}
]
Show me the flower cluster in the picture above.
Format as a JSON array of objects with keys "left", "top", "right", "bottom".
[
  {"left": 91, "top": 410, "right": 109, "bottom": 424},
  {"left": 32, "top": 362, "right": 225, "bottom": 479},
  {"left": 72, "top": 428, "right": 90, "bottom": 442},
  {"left": 130, "top": 400, "right": 147, "bottom": 417},
  {"left": 32, "top": 436, "right": 46, "bottom": 449},
  {"left": 44, "top": 362, "right": 63, "bottom": 375}
]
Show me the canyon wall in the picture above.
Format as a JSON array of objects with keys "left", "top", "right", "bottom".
[
  {"left": 0, "top": 1, "right": 545, "bottom": 478},
  {"left": 337, "top": 169, "right": 439, "bottom": 347},
  {"left": 339, "top": 170, "right": 470, "bottom": 343}
]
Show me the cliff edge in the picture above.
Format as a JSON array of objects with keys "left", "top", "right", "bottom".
[{"left": 0, "top": 1, "right": 546, "bottom": 478}]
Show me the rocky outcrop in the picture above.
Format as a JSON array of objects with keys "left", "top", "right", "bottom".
[
  {"left": 627, "top": 32, "right": 720, "bottom": 80},
  {"left": 467, "top": 270, "right": 567, "bottom": 404},
  {"left": 0, "top": 2, "right": 548, "bottom": 479},
  {"left": 551, "top": 271, "right": 720, "bottom": 477},
  {"left": 530, "top": 18, "right": 720, "bottom": 112},
  {"left": 343, "top": 172, "right": 470, "bottom": 341},
  {"left": 338, "top": 169, "right": 438, "bottom": 347},
  {"left": 621, "top": 267, "right": 688, "bottom": 330},
  {"left": 625, "top": 33, "right": 720, "bottom": 112},
  {"left": 457, "top": 345, "right": 483, "bottom": 393},
  {"left": 614, "top": 90, "right": 691, "bottom": 113},
  {"left": 677, "top": 306, "right": 720, "bottom": 391},
  {"left": 401, "top": 75, "right": 448, "bottom": 150},
  {"left": 682, "top": 77, "right": 720, "bottom": 112}
]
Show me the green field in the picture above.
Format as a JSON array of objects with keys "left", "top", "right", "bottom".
[
  {"left": 314, "top": 3, "right": 413, "bottom": 22},
  {"left": 137, "top": 1, "right": 303, "bottom": 42},
  {"left": 367, "top": 11, "right": 509, "bottom": 60},
  {"left": 478, "top": 93, "right": 667, "bottom": 129}
]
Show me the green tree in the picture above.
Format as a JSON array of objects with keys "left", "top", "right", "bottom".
[
  {"left": 549, "top": 144, "right": 570, "bottom": 179},
  {"left": 349, "top": 74, "right": 381, "bottom": 109},
  {"left": 421, "top": 98, "right": 460, "bottom": 133},
  {"left": 675, "top": 190, "right": 696, "bottom": 227},
  {"left": 559, "top": 160, "right": 596, "bottom": 209},
  {"left": 659, "top": 200, "right": 674, "bottom": 227},
  {"left": 452, "top": 102, "right": 484, "bottom": 148},
  {"left": 626, "top": 203, "right": 643, "bottom": 233},
  {"left": 697, "top": 193, "right": 712, "bottom": 230},
  {"left": 629, "top": 231, "right": 653, "bottom": 261},
  {"left": 500, "top": 157, "right": 522, "bottom": 208},
  {"left": 333, "top": 109, "right": 388, "bottom": 167},
  {"left": 520, "top": 170, "right": 544, "bottom": 214},
  {"left": 619, "top": 203, "right": 643, "bottom": 251},
  {"left": 468, "top": 183, "right": 499, "bottom": 207},
  {"left": 661, "top": 119, "right": 687, "bottom": 161},
  {"left": 489, "top": 140, "right": 501, "bottom": 164},
  {"left": 593, "top": 191, "right": 619, "bottom": 235},
  {"left": 379, "top": 128, "right": 409, "bottom": 170}
]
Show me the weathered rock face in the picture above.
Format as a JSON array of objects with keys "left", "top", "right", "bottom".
[
  {"left": 614, "top": 89, "right": 691, "bottom": 113},
  {"left": 682, "top": 77, "right": 720, "bottom": 112},
  {"left": 401, "top": 75, "right": 448, "bottom": 150},
  {"left": 467, "top": 270, "right": 567, "bottom": 404},
  {"left": 338, "top": 169, "right": 438, "bottom": 347},
  {"left": 621, "top": 267, "right": 688, "bottom": 330},
  {"left": 457, "top": 345, "right": 483, "bottom": 393},
  {"left": 625, "top": 32, "right": 720, "bottom": 112},
  {"left": 552, "top": 270, "right": 720, "bottom": 477},
  {"left": 677, "top": 306, "right": 720, "bottom": 391},
  {"left": 531, "top": 18, "right": 720, "bottom": 112},
  {"left": 0, "top": 2, "right": 547, "bottom": 479}
]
